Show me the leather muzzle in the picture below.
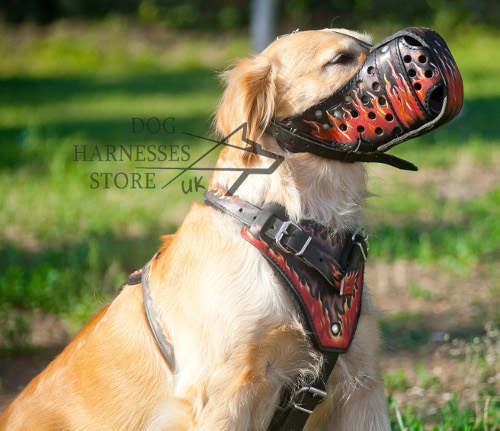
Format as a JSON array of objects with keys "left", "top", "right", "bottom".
[{"left": 270, "top": 27, "right": 464, "bottom": 170}]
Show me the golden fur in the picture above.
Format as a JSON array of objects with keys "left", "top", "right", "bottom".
[{"left": 0, "top": 29, "right": 390, "bottom": 430}]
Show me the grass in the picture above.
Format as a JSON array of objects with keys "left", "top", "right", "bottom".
[{"left": 0, "top": 17, "right": 499, "bottom": 429}]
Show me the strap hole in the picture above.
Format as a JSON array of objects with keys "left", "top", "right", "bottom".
[{"left": 238, "top": 208, "right": 243, "bottom": 212}]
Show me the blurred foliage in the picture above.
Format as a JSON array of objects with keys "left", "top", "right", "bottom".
[{"left": 1, "top": 0, "right": 500, "bottom": 34}]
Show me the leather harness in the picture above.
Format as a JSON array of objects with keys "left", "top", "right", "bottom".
[{"left": 120, "top": 186, "right": 369, "bottom": 429}]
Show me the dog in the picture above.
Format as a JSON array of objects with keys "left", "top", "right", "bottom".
[{"left": 0, "top": 29, "right": 392, "bottom": 430}]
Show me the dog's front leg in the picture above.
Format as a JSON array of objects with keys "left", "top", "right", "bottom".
[
  {"left": 148, "top": 355, "right": 284, "bottom": 431},
  {"left": 148, "top": 325, "right": 317, "bottom": 431}
]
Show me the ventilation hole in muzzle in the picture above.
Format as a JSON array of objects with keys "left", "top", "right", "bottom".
[
  {"left": 385, "top": 113, "right": 394, "bottom": 122},
  {"left": 403, "top": 36, "right": 423, "bottom": 47},
  {"left": 428, "top": 86, "right": 445, "bottom": 116},
  {"left": 367, "top": 66, "right": 375, "bottom": 75},
  {"left": 357, "top": 126, "right": 365, "bottom": 133},
  {"left": 425, "top": 70, "right": 433, "bottom": 78},
  {"left": 361, "top": 95, "right": 370, "bottom": 104},
  {"left": 375, "top": 127, "right": 383, "bottom": 135},
  {"left": 378, "top": 96, "right": 387, "bottom": 106},
  {"left": 351, "top": 110, "right": 359, "bottom": 118},
  {"left": 340, "top": 124, "right": 348, "bottom": 131},
  {"left": 394, "top": 127, "right": 402, "bottom": 135},
  {"left": 368, "top": 112, "right": 376, "bottom": 120},
  {"left": 418, "top": 55, "right": 427, "bottom": 64},
  {"left": 356, "top": 80, "right": 364, "bottom": 89},
  {"left": 403, "top": 55, "right": 412, "bottom": 63},
  {"left": 408, "top": 69, "right": 416, "bottom": 78},
  {"left": 414, "top": 82, "right": 422, "bottom": 91},
  {"left": 372, "top": 82, "right": 380, "bottom": 91}
]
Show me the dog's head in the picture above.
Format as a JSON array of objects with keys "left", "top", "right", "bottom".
[
  {"left": 216, "top": 27, "right": 463, "bottom": 168},
  {"left": 217, "top": 29, "right": 372, "bottom": 158},
  {"left": 212, "top": 28, "right": 462, "bottom": 226},
  {"left": 213, "top": 29, "right": 376, "bottom": 226}
]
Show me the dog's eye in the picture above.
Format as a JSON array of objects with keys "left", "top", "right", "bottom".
[{"left": 324, "top": 53, "right": 353, "bottom": 68}]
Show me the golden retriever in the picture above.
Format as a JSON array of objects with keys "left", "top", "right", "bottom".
[{"left": 0, "top": 29, "right": 390, "bottom": 430}]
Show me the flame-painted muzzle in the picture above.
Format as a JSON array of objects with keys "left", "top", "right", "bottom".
[{"left": 270, "top": 27, "right": 464, "bottom": 170}]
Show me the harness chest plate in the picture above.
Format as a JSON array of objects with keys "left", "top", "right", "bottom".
[{"left": 206, "top": 186, "right": 366, "bottom": 353}]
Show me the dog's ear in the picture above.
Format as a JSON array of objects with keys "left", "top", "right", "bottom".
[{"left": 217, "top": 56, "right": 276, "bottom": 161}]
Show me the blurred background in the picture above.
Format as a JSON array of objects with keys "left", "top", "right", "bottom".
[{"left": 0, "top": 0, "right": 499, "bottom": 429}]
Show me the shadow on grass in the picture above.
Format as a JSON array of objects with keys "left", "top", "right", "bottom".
[
  {"left": 0, "top": 69, "right": 222, "bottom": 105},
  {"left": 379, "top": 312, "right": 485, "bottom": 353},
  {"left": 0, "top": 115, "right": 215, "bottom": 170},
  {"left": 0, "top": 68, "right": 222, "bottom": 170}
]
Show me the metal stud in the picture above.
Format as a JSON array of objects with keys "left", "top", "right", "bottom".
[
  {"left": 333, "top": 109, "right": 342, "bottom": 119},
  {"left": 344, "top": 95, "right": 353, "bottom": 103},
  {"left": 331, "top": 323, "right": 340, "bottom": 335},
  {"left": 322, "top": 123, "right": 330, "bottom": 130},
  {"left": 314, "top": 110, "right": 322, "bottom": 118}
]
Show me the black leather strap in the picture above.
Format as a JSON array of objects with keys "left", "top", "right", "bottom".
[
  {"left": 269, "top": 352, "right": 338, "bottom": 431},
  {"left": 269, "top": 120, "right": 418, "bottom": 171},
  {"left": 204, "top": 186, "right": 368, "bottom": 294}
]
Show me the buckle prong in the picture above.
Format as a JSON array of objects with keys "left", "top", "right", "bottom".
[
  {"left": 292, "top": 386, "right": 327, "bottom": 415},
  {"left": 275, "top": 221, "right": 311, "bottom": 256}
]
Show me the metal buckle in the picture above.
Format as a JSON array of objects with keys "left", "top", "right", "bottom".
[
  {"left": 292, "top": 386, "right": 327, "bottom": 414},
  {"left": 274, "top": 221, "right": 312, "bottom": 256},
  {"left": 351, "top": 227, "right": 370, "bottom": 262},
  {"left": 340, "top": 228, "right": 370, "bottom": 295}
]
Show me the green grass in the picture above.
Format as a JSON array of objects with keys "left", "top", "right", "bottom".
[{"left": 389, "top": 394, "right": 500, "bottom": 431}]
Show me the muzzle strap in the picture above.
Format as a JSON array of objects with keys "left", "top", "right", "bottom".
[{"left": 270, "top": 120, "right": 418, "bottom": 171}]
